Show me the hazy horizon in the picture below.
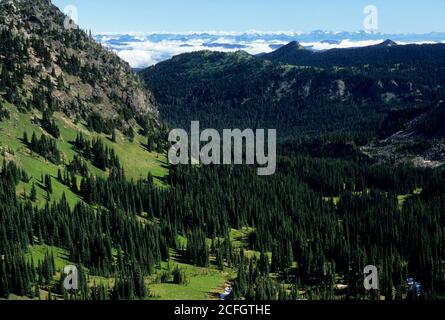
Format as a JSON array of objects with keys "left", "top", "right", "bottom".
[{"left": 52, "top": 0, "right": 445, "bottom": 34}]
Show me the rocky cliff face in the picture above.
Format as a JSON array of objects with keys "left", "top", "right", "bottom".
[{"left": 0, "top": 0, "right": 159, "bottom": 128}]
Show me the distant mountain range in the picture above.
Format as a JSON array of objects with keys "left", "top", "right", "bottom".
[{"left": 94, "top": 31, "right": 445, "bottom": 68}]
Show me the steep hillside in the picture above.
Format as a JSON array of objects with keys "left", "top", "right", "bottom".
[
  {"left": 362, "top": 101, "right": 445, "bottom": 167},
  {"left": 0, "top": 1, "right": 241, "bottom": 302},
  {"left": 3, "top": 4, "right": 445, "bottom": 302},
  {"left": 0, "top": 0, "right": 168, "bottom": 204},
  {"left": 0, "top": 0, "right": 158, "bottom": 128}
]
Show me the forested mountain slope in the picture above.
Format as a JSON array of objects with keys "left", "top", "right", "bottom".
[
  {"left": 141, "top": 43, "right": 445, "bottom": 136},
  {"left": 141, "top": 42, "right": 445, "bottom": 165},
  {"left": 0, "top": 0, "right": 232, "bottom": 301}
]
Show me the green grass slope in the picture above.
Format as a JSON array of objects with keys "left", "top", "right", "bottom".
[{"left": 0, "top": 99, "right": 168, "bottom": 207}]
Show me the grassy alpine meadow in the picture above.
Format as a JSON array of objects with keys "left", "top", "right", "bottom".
[
  {"left": 148, "top": 255, "right": 232, "bottom": 300},
  {"left": 26, "top": 245, "right": 71, "bottom": 271},
  {"left": 0, "top": 100, "right": 168, "bottom": 207}
]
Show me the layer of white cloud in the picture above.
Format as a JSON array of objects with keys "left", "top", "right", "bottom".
[
  {"left": 106, "top": 38, "right": 280, "bottom": 68},
  {"left": 302, "top": 39, "right": 384, "bottom": 51},
  {"left": 94, "top": 32, "right": 445, "bottom": 68}
]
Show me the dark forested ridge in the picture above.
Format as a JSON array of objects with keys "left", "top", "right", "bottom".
[
  {"left": 259, "top": 40, "right": 445, "bottom": 67},
  {"left": 141, "top": 41, "right": 445, "bottom": 165},
  {"left": 141, "top": 44, "right": 445, "bottom": 139}
]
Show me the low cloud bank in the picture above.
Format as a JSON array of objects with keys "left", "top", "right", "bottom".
[{"left": 94, "top": 31, "right": 445, "bottom": 68}]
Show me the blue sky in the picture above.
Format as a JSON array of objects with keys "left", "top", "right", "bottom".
[{"left": 52, "top": 0, "right": 445, "bottom": 34}]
